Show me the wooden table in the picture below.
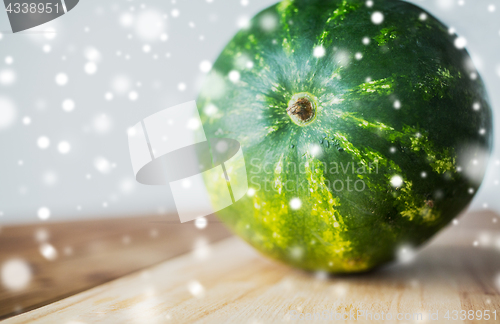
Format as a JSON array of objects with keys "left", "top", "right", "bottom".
[
  {"left": 0, "top": 214, "right": 231, "bottom": 319},
  {"left": 1, "top": 211, "right": 500, "bottom": 323}
]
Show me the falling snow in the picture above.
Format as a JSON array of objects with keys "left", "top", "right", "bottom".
[
  {"left": 199, "top": 60, "right": 212, "bottom": 73},
  {"left": 94, "top": 156, "right": 112, "bottom": 174},
  {"left": 195, "top": 217, "right": 208, "bottom": 229},
  {"left": 228, "top": 70, "right": 241, "bottom": 83},
  {"left": 84, "top": 47, "right": 101, "bottom": 62},
  {"left": 204, "top": 104, "right": 218, "bottom": 116},
  {"left": 313, "top": 46, "right": 326, "bottom": 58},
  {"left": 371, "top": 12, "right": 384, "bottom": 25},
  {"left": 55, "top": 73, "right": 68, "bottom": 86},
  {"left": 290, "top": 198, "right": 302, "bottom": 210},
  {"left": 40, "top": 243, "right": 58, "bottom": 260},
  {"left": 111, "top": 75, "right": 132, "bottom": 94},
  {"left": 260, "top": 13, "right": 278, "bottom": 31},
  {"left": 237, "top": 16, "right": 250, "bottom": 29},
  {"left": 42, "top": 171, "right": 58, "bottom": 186},
  {"left": 84, "top": 62, "right": 98, "bottom": 75},
  {"left": 0, "top": 69, "right": 16, "bottom": 85},
  {"left": 37, "top": 136, "right": 50, "bottom": 149},
  {"left": 62, "top": 99, "right": 75, "bottom": 112},
  {"left": 187, "top": 280, "right": 205, "bottom": 297},
  {"left": 0, "top": 96, "right": 17, "bottom": 130},
  {"left": 128, "top": 91, "right": 139, "bottom": 101},
  {"left": 1, "top": 259, "right": 32, "bottom": 291},
  {"left": 454, "top": 36, "right": 467, "bottom": 49},
  {"left": 396, "top": 245, "right": 417, "bottom": 264},
  {"left": 390, "top": 175, "right": 403, "bottom": 188},
  {"left": 37, "top": 207, "right": 51, "bottom": 220},
  {"left": 134, "top": 10, "right": 166, "bottom": 41},
  {"left": 57, "top": 141, "right": 71, "bottom": 154}
]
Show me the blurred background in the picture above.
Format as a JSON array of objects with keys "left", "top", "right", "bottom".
[
  {"left": 0, "top": 0, "right": 500, "bottom": 319},
  {"left": 0, "top": 0, "right": 499, "bottom": 225}
]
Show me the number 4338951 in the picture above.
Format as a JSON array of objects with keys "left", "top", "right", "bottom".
[
  {"left": 6, "top": 2, "right": 61, "bottom": 14},
  {"left": 444, "top": 310, "right": 496, "bottom": 321}
]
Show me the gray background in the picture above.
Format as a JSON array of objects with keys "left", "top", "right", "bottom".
[{"left": 0, "top": 0, "right": 499, "bottom": 224}]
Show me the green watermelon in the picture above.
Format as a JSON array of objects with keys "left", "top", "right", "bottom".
[{"left": 197, "top": 0, "right": 492, "bottom": 273}]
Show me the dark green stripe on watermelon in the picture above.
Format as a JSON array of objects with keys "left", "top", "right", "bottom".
[{"left": 197, "top": 0, "right": 492, "bottom": 273}]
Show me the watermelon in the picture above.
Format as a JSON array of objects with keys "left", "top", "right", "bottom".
[{"left": 197, "top": 0, "right": 492, "bottom": 273}]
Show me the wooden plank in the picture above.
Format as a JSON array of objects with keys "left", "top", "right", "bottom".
[
  {"left": 0, "top": 214, "right": 231, "bottom": 320},
  {"left": 4, "top": 211, "right": 500, "bottom": 324}
]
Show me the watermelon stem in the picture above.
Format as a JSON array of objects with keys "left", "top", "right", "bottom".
[{"left": 286, "top": 92, "right": 318, "bottom": 126}]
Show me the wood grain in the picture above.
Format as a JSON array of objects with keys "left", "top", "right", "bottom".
[
  {"left": 3, "top": 211, "right": 500, "bottom": 324},
  {"left": 0, "top": 214, "right": 230, "bottom": 320}
]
